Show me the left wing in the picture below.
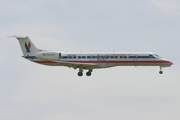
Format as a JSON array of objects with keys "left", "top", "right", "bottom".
[{"left": 59, "top": 61, "right": 99, "bottom": 69}]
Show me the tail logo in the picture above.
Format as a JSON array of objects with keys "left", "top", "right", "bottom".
[{"left": 25, "top": 42, "right": 31, "bottom": 53}]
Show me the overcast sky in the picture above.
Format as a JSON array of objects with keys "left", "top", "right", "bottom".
[{"left": 0, "top": 0, "right": 180, "bottom": 120}]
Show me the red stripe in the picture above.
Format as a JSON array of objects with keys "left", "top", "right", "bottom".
[
  {"left": 33, "top": 60, "right": 172, "bottom": 64},
  {"left": 63, "top": 60, "right": 172, "bottom": 64}
]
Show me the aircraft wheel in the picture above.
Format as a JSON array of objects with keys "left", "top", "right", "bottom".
[
  {"left": 78, "top": 72, "right": 83, "bottom": 76},
  {"left": 86, "top": 72, "right": 91, "bottom": 76},
  {"left": 159, "top": 71, "right": 163, "bottom": 74}
]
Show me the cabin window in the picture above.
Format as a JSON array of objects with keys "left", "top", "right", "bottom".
[
  {"left": 129, "top": 56, "right": 133, "bottom": 58},
  {"left": 68, "top": 56, "right": 72, "bottom": 59},
  {"left": 106, "top": 56, "right": 109, "bottom": 59},
  {"left": 62, "top": 56, "right": 67, "bottom": 59}
]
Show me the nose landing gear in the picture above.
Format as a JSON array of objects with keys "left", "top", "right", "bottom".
[{"left": 159, "top": 67, "right": 163, "bottom": 74}]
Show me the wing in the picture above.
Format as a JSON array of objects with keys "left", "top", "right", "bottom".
[{"left": 59, "top": 61, "right": 99, "bottom": 70}]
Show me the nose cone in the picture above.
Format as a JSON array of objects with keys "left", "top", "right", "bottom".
[
  {"left": 164, "top": 60, "right": 173, "bottom": 66},
  {"left": 168, "top": 61, "right": 173, "bottom": 65},
  {"left": 161, "top": 58, "right": 173, "bottom": 66}
]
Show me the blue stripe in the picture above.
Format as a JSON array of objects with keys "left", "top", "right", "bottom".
[
  {"left": 129, "top": 56, "right": 151, "bottom": 58},
  {"left": 25, "top": 56, "right": 36, "bottom": 59},
  {"left": 61, "top": 56, "right": 154, "bottom": 59}
]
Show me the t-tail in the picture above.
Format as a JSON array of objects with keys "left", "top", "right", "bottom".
[
  {"left": 11, "top": 35, "right": 60, "bottom": 61},
  {"left": 12, "top": 35, "right": 40, "bottom": 56}
]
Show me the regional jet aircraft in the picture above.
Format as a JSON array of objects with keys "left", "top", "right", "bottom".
[{"left": 11, "top": 35, "right": 173, "bottom": 76}]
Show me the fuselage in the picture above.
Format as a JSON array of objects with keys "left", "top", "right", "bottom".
[{"left": 26, "top": 52, "right": 173, "bottom": 69}]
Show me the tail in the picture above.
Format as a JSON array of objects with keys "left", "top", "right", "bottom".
[{"left": 12, "top": 35, "right": 40, "bottom": 56}]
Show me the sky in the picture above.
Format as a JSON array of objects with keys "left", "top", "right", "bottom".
[{"left": 0, "top": 0, "right": 180, "bottom": 120}]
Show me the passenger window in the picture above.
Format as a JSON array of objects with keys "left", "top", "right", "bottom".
[{"left": 62, "top": 56, "right": 67, "bottom": 59}]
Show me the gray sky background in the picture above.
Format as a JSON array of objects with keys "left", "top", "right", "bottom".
[{"left": 0, "top": 0, "right": 180, "bottom": 120}]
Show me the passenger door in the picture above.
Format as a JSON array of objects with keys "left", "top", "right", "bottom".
[{"left": 133, "top": 55, "right": 138, "bottom": 66}]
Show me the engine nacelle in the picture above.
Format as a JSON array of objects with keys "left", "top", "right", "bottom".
[{"left": 35, "top": 52, "right": 61, "bottom": 61}]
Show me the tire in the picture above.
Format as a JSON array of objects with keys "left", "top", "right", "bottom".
[
  {"left": 159, "top": 71, "right": 163, "bottom": 74},
  {"left": 86, "top": 72, "right": 91, "bottom": 76},
  {"left": 78, "top": 72, "right": 83, "bottom": 76}
]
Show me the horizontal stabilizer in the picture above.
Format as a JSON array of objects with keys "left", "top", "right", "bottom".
[{"left": 9, "top": 35, "right": 28, "bottom": 39}]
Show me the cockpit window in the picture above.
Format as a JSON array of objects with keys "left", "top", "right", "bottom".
[{"left": 153, "top": 54, "right": 161, "bottom": 58}]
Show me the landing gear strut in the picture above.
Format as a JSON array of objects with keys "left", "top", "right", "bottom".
[{"left": 159, "top": 67, "right": 163, "bottom": 74}]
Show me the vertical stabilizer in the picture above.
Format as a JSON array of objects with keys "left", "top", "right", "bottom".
[{"left": 12, "top": 35, "right": 39, "bottom": 56}]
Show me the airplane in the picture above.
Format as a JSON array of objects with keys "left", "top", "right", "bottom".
[{"left": 11, "top": 35, "right": 173, "bottom": 76}]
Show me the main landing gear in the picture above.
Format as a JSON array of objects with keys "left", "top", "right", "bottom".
[
  {"left": 78, "top": 72, "right": 83, "bottom": 76},
  {"left": 86, "top": 69, "right": 92, "bottom": 76},
  {"left": 77, "top": 69, "right": 92, "bottom": 77},
  {"left": 159, "top": 67, "right": 163, "bottom": 74}
]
